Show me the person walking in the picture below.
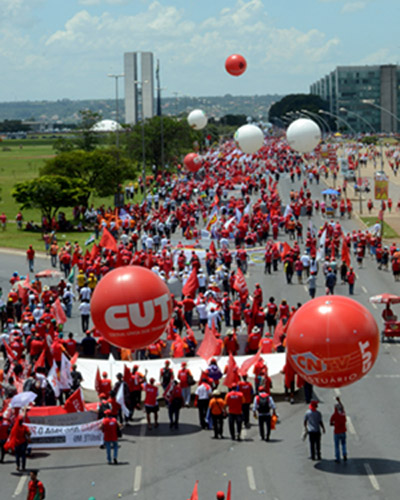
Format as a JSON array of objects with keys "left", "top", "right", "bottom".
[
  {"left": 253, "top": 386, "right": 277, "bottom": 441},
  {"left": 13, "top": 416, "right": 31, "bottom": 471},
  {"left": 78, "top": 299, "right": 91, "bottom": 332},
  {"left": 166, "top": 380, "right": 184, "bottom": 429},
  {"left": 195, "top": 378, "right": 212, "bottom": 429},
  {"left": 329, "top": 397, "right": 347, "bottom": 463},
  {"left": 177, "top": 361, "right": 193, "bottom": 407},
  {"left": 208, "top": 390, "right": 225, "bottom": 439},
  {"left": 0, "top": 414, "right": 10, "bottom": 463},
  {"left": 304, "top": 400, "right": 325, "bottom": 461},
  {"left": 224, "top": 386, "right": 245, "bottom": 441},
  {"left": 26, "top": 246, "right": 35, "bottom": 273},
  {"left": 346, "top": 267, "right": 356, "bottom": 295},
  {"left": 100, "top": 409, "right": 122, "bottom": 464},
  {"left": 325, "top": 268, "right": 337, "bottom": 295},
  {"left": 26, "top": 470, "right": 45, "bottom": 500}
]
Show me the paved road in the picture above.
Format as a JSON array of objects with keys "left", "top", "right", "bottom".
[{"left": 1, "top": 171, "right": 400, "bottom": 499}]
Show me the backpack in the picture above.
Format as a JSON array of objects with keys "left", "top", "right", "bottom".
[
  {"left": 34, "top": 481, "right": 45, "bottom": 500},
  {"left": 258, "top": 394, "right": 270, "bottom": 413},
  {"left": 161, "top": 368, "right": 173, "bottom": 387}
]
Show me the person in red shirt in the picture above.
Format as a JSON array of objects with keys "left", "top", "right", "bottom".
[
  {"left": 65, "top": 332, "right": 77, "bottom": 357},
  {"left": 237, "top": 375, "right": 253, "bottom": 428},
  {"left": 246, "top": 326, "right": 262, "bottom": 354},
  {"left": 26, "top": 245, "right": 35, "bottom": 273},
  {"left": 27, "top": 470, "right": 45, "bottom": 500},
  {"left": 143, "top": 378, "right": 159, "bottom": 430},
  {"left": 97, "top": 336, "right": 111, "bottom": 359},
  {"left": 224, "top": 386, "right": 245, "bottom": 441},
  {"left": 259, "top": 333, "right": 273, "bottom": 354},
  {"left": 14, "top": 417, "right": 31, "bottom": 471},
  {"left": 330, "top": 397, "right": 347, "bottom": 463},
  {"left": 98, "top": 372, "right": 112, "bottom": 398},
  {"left": 0, "top": 414, "right": 10, "bottom": 462},
  {"left": 177, "top": 361, "right": 193, "bottom": 406},
  {"left": 266, "top": 297, "right": 278, "bottom": 332},
  {"left": 223, "top": 331, "right": 239, "bottom": 355},
  {"left": 166, "top": 380, "right": 184, "bottom": 429},
  {"left": 128, "top": 366, "right": 145, "bottom": 416},
  {"left": 101, "top": 409, "right": 122, "bottom": 464},
  {"left": 182, "top": 296, "right": 196, "bottom": 326}
]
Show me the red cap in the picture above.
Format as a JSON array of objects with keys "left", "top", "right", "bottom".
[{"left": 216, "top": 492, "right": 225, "bottom": 500}]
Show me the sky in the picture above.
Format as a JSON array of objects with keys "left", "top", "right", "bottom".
[{"left": 0, "top": 0, "right": 399, "bottom": 102}]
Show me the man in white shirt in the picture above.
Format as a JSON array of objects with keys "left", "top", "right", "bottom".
[{"left": 78, "top": 300, "right": 91, "bottom": 333}]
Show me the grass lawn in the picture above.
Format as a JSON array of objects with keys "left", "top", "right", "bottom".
[
  {"left": 0, "top": 223, "right": 99, "bottom": 251},
  {"left": 360, "top": 216, "right": 399, "bottom": 239}
]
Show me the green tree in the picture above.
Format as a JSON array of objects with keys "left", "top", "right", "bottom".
[
  {"left": 124, "top": 116, "right": 200, "bottom": 169},
  {"left": 52, "top": 109, "right": 103, "bottom": 153},
  {"left": 40, "top": 148, "right": 135, "bottom": 199},
  {"left": 268, "top": 94, "right": 335, "bottom": 130},
  {"left": 12, "top": 175, "right": 90, "bottom": 222}
]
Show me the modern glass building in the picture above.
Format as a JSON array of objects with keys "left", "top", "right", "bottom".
[
  {"left": 124, "top": 52, "right": 155, "bottom": 125},
  {"left": 310, "top": 65, "right": 400, "bottom": 133}
]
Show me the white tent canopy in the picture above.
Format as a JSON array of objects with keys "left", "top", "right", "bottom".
[{"left": 91, "top": 119, "right": 123, "bottom": 132}]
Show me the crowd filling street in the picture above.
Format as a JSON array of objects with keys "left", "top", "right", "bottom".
[{"left": 0, "top": 134, "right": 400, "bottom": 498}]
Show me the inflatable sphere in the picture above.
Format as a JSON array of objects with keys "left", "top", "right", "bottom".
[
  {"left": 286, "top": 118, "right": 321, "bottom": 153},
  {"left": 187, "top": 109, "right": 208, "bottom": 130},
  {"left": 286, "top": 295, "right": 379, "bottom": 388},
  {"left": 236, "top": 124, "right": 264, "bottom": 154},
  {"left": 183, "top": 152, "right": 203, "bottom": 173},
  {"left": 91, "top": 266, "right": 173, "bottom": 350},
  {"left": 225, "top": 54, "right": 247, "bottom": 76}
]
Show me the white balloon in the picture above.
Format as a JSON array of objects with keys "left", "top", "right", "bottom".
[
  {"left": 187, "top": 109, "right": 208, "bottom": 130},
  {"left": 286, "top": 118, "right": 321, "bottom": 153},
  {"left": 235, "top": 124, "right": 264, "bottom": 154}
]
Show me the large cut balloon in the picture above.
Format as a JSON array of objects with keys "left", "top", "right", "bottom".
[
  {"left": 286, "top": 118, "right": 321, "bottom": 153},
  {"left": 225, "top": 54, "right": 247, "bottom": 76},
  {"left": 236, "top": 124, "right": 264, "bottom": 154},
  {"left": 187, "top": 109, "right": 208, "bottom": 130},
  {"left": 91, "top": 266, "right": 173, "bottom": 350},
  {"left": 183, "top": 152, "right": 203, "bottom": 173},
  {"left": 286, "top": 295, "right": 379, "bottom": 388}
]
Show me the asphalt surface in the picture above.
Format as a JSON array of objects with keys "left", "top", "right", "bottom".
[{"left": 1, "top": 170, "right": 400, "bottom": 499}]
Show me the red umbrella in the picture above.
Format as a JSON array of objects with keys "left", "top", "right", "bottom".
[
  {"left": 369, "top": 293, "right": 400, "bottom": 305},
  {"left": 35, "top": 269, "right": 63, "bottom": 278}
]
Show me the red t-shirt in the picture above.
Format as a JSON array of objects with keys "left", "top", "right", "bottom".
[
  {"left": 102, "top": 417, "right": 119, "bottom": 442},
  {"left": 98, "top": 379, "right": 112, "bottom": 396},
  {"left": 224, "top": 391, "right": 244, "bottom": 415},
  {"left": 330, "top": 411, "right": 347, "bottom": 434},
  {"left": 144, "top": 384, "right": 158, "bottom": 406},
  {"left": 260, "top": 338, "right": 273, "bottom": 353},
  {"left": 237, "top": 381, "right": 253, "bottom": 404},
  {"left": 65, "top": 339, "right": 77, "bottom": 356},
  {"left": 15, "top": 424, "right": 30, "bottom": 446},
  {"left": 27, "top": 480, "right": 45, "bottom": 500},
  {"left": 178, "top": 368, "right": 191, "bottom": 388},
  {"left": 0, "top": 420, "right": 10, "bottom": 440}
]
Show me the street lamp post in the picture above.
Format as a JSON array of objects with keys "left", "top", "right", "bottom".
[
  {"left": 107, "top": 74, "right": 124, "bottom": 148},
  {"left": 134, "top": 79, "right": 150, "bottom": 199},
  {"left": 320, "top": 109, "right": 363, "bottom": 214},
  {"left": 301, "top": 109, "right": 331, "bottom": 137},
  {"left": 361, "top": 99, "right": 400, "bottom": 132}
]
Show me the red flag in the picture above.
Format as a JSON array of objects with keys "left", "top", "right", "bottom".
[
  {"left": 233, "top": 268, "right": 248, "bottom": 297},
  {"left": 341, "top": 237, "right": 351, "bottom": 267},
  {"left": 70, "top": 352, "right": 79, "bottom": 367},
  {"left": 71, "top": 251, "right": 80, "bottom": 268},
  {"left": 211, "top": 193, "right": 220, "bottom": 207},
  {"left": 17, "top": 284, "right": 28, "bottom": 305},
  {"left": 239, "top": 348, "right": 262, "bottom": 377},
  {"left": 172, "top": 335, "right": 185, "bottom": 358},
  {"left": 95, "top": 367, "right": 102, "bottom": 394},
  {"left": 64, "top": 388, "right": 85, "bottom": 413},
  {"left": 124, "top": 364, "right": 131, "bottom": 385},
  {"left": 34, "top": 350, "right": 46, "bottom": 371},
  {"left": 197, "top": 324, "right": 219, "bottom": 361},
  {"left": 226, "top": 481, "right": 232, "bottom": 500},
  {"left": 90, "top": 243, "right": 100, "bottom": 260},
  {"left": 4, "top": 418, "right": 21, "bottom": 452},
  {"left": 224, "top": 352, "right": 239, "bottom": 388},
  {"left": 51, "top": 298, "right": 67, "bottom": 325},
  {"left": 280, "top": 242, "right": 292, "bottom": 260},
  {"left": 209, "top": 240, "right": 217, "bottom": 256},
  {"left": 272, "top": 319, "right": 285, "bottom": 349},
  {"left": 189, "top": 480, "right": 199, "bottom": 500},
  {"left": 99, "top": 227, "right": 118, "bottom": 253},
  {"left": 182, "top": 268, "right": 199, "bottom": 298},
  {"left": 2, "top": 340, "right": 17, "bottom": 362}
]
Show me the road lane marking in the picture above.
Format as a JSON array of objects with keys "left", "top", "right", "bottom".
[
  {"left": 334, "top": 388, "right": 341, "bottom": 396},
  {"left": 375, "top": 374, "right": 400, "bottom": 378},
  {"left": 246, "top": 466, "right": 256, "bottom": 491},
  {"left": 371, "top": 303, "right": 377, "bottom": 309},
  {"left": 364, "top": 463, "right": 380, "bottom": 491},
  {"left": 242, "top": 428, "right": 247, "bottom": 439},
  {"left": 13, "top": 476, "right": 27, "bottom": 497},
  {"left": 362, "top": 286, "right": 368, "bottom": 293},
  {"left": 303, "top": 285, "right": 308, "bottom": 292},
  {"left": 392, "top": 357, "right": 398, "bottom": 363},
  {"left": 139, "top": 417, "right": 146, "bottom": 437},
  {"left": 134, "top": 465, "right": 142, "bottom": 492}
]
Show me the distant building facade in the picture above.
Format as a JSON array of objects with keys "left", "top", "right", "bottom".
[
  {"left": 310, "top": 65, "right": 399, "bottom": 133},
  {"left": 124, "top": 51, "right": 155, "bottom": 125}
]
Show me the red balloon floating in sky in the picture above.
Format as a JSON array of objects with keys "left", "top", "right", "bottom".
[
  {"left": 183, "top": 152, "right": 203, "bottom": 173},
  {"left": 91, "top": 266, "right": 173, "bottom": 350},
  {"left": 286, "top": 295, "right": 379, "bottom": 388},
  {"left": 225, "top": 54, "right": 247, "bottom": 76}
]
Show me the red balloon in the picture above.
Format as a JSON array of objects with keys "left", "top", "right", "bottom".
[
  {"left": 183, "top": 152, "right": 202, "bottom": 173},
  {"left": 225, "top": 54, "right": 247, "bottom": 76},
  {"left": 91, "top": 266, "right": 173, "bottom": 350},
  {"left": 286, "top": 296, "right": 379, "bottom": 388}
]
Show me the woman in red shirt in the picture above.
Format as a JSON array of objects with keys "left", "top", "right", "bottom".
[{"left": 143, "top": 378, "right": 159, "bottom": 430}]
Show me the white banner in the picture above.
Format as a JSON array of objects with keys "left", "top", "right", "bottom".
[{"left": 27, "top": 421, "right": 103, "bottom": 449}]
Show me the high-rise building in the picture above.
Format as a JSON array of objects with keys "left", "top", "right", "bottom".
[
  {"left": 310, "top": 65, "right": 400, "bottom": 133},
  {"left": 124, "top": 51, "right": 154, "bottom": 125}
]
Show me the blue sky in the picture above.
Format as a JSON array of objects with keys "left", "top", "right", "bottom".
[{"left": 0, "top": 0, "right": 398, "bottom": 102}]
